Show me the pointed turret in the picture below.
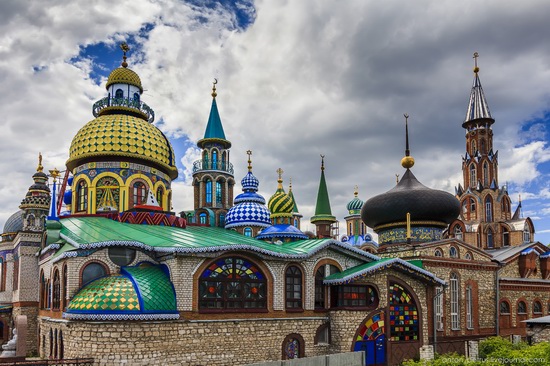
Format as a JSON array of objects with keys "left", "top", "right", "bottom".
[
  {"left": 311, "top": 155, "right": 337, "bottom": 239},
  {"left": 463, "top": 52, "right": 494, "bottom": 128},
  {"left": 288, "top": 178, "right": 303, "bottom": 229},
  {"left": 191, "top": 81, "right": 235, "bottom": 227}
]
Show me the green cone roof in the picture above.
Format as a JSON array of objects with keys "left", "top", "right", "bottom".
[{"left": 311, "top": 167, "right": 336, "bottom": 223}]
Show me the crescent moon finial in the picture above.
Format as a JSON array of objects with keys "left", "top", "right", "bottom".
[{"left": 211, "top": 79, "right": 218, "bottom": 98}]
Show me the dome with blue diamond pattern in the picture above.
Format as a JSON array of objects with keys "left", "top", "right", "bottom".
[{"left": 225, "top": 153, "right": 271, "bottom": 229}]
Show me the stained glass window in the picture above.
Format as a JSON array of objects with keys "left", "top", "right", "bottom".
[
  {"left": 76, "top": 180, "right": 88, "bottom": 212},
  {"left": 96, "top": 177, "right": 119, "bottom": 212},
  {"left": 333, "top": 285, "right": 377, "bottom": 308},
  {"left": 389, "top": 283, "right": 419, "bottom": 341},
  {"left": 216, "top": 181, "right": 222, "bottom": 205},
  {"left": 284, "top": 338, "right": 300, "bottom": 359},
  {"left": 212, "top": 150, "right": 218, "bottom": 170},
  {"left": 356, "top": 311, "right": 385, "bottom": 342},
  {"left": 133, "top": 182, "right": 147, "bottom": 206},
  {"left": 199, "top": 257, "right": 266, "bottom": 310},
  {"left": 205, "top": 179, "right": 212, "bottom": 204},
  {"left": 285, "top": 266, "right": 302, "bottom": 309},
  {"left": 244, "top": 227, "right": 252, "bottom": 237}
]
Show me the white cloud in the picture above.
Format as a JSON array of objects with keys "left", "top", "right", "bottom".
[{"left": 2, "top": 0, "right": 550, "bottom": 243}]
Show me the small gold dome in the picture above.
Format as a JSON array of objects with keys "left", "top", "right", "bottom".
[
  {"left": 401, "top": 156, "right": 415, "bottom": 169},
  {"left": 106, "top": 67, "right": 143, "bottom": 93},
  {"left": 66, "top": 114, "right": 177, "bottom": 179}
]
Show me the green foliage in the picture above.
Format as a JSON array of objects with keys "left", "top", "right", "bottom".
[{"left": 400, "top": 337, "right": 550, "bottom": 366}]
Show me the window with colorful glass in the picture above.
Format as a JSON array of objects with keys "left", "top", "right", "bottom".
[
  {"left": 199, "top": 257, "right": 267, "bottom": 311},
  {"left": 389, "top": 283, "right": 419, "bottom": 341},
  {"left": 332, "top": 285, "right": 377, "bottom": 308}
]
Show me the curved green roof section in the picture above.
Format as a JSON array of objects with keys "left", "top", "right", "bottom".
[{"left": 64, "top": 263, "right": 178, "bottom": 321}]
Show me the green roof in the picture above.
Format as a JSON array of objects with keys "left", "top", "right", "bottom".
[
  {"left": 311, "top": 167, "right": 336, "bottom": 223},
  {"left": 324, "top": 257, "right": 444, "bottom": 286},
  {"left": 54, "top": 216, "right": 378, "bottom": 261}
]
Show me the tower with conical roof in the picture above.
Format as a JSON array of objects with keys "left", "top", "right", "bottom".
[
  {"left": 451, "top": 53, "right": 534, "bottom": 248},
  {"left": 225, "top": 150, "right": 271, "bottom": 236},
  {"left": 310, "top": 156, "right": 338, "bottom": 239},
  {"left": 191, "top": 81, "right": 235, "bottom": 227},
  {"left": 288, "top": 178, "right": 303, "bottom": 229},
  {"left": 66, "top": 44, "right": 177, "bottom": 214}
]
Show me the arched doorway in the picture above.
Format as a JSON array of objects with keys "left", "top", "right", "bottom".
[{"left": 352, "top": 310, "right": 386, "bottom": 366}]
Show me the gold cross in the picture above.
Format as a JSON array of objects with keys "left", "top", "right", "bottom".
[
  {"left": 276, "top": 168, "right": 284, "bottom": 180},
  {"left": 246, "top": 150, "right": 252, "bottom": 171}
]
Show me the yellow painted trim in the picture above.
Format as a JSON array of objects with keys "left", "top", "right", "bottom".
[{"left": 72, "top": 175, "right": 93, "bottom": 214}]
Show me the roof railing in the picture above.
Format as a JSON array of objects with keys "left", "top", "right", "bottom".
[
  {"left": 92, "top": 96, "right": 155, "bottom": 123},
  {"left": 192, "top": 159, "right": 234, "bottom": 175}
]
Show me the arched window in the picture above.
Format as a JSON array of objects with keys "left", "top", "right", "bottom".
[
  {"left": 464, "top": 252, "right": 472, "bottom": 260},
  {"left": 500, "top": 301, "right": 510, "bottom": 314},
  {"left": 349, "top": 222, "right": 352, "bottom": 235},
  {"left": 469, "top": 164, "right": 477, "bottom": 188},
  {"left": 315, "top": 323, "right": 330, "bottom": 345},
  {"left": 59, "top": 330, "right": 64, "bottom": 359},
  {"left": 219, "top": 213, "right": 225, "bottom": 227},
  {"left": 199, "top": 213, "right": 207, "bottom": 224},
  {"left": 485, "top": 196, "right": 493, "bottom": 222},
  {"left": 221, "top": 151, "right": 227, "bottom": 170},
  {"left": 133, "top": 92, "right": 140, "bottom": 104},
  {"left": 518, "top": 301, "right": 527, "bottom": 314},
  {"left": 81, "top": 262, "right": 107, "bottom": 286},
  {"left": 52, "top": 269, "right": 60, "bottom": 310},
  {"left": 40, "top": 271, "right": 46, "bottom": 309},
  {"left": 212, "top": 150, "right": 218, "bottom": 170},
  {"left": 523, "top": 224, "right": 531, "bottom": 243},
  {"left": 449, "top": 246, "right": 459, "bottom": 258},
  {"left": 434, "top": 249, "right": 443, "bottom": 257},
  {"left": 96, "top": 176, "right": 119, "bottom": 212},
  {"left": 466, "top": 285, "right": 473, "bottom": 329},
  {"left": 483, "top": 162, "right": 489, "bottom": 187},
  {"left": 487, "top": 228, "right": 494, "bottom": 249},
  {"left": 285, "top": 266, "right": 303, "bottom": 310},
  {"left": 282, "top": 334, "right": 304, "bottom": 360},
  {"left": 205, "top": 179, "right": 212, "bottom": 204},
  {"left": 435, "top": 286, "right": 444, "bottom": 331},
  {"left": 115, "top": 89, "right": 123, "bottom": 99},
  {"left": 502, "top": 229, "right": 510, "bottom": 247},
  {"left": 450, "top": 273, "right": 460, "bottom": 330},
  {"left": 244, "top": 227, "right": 252, "bottom": 237},
  {"left": 314, "top": 267, "right": 325, "bottom": 310},
  {"left": 0, "top": 258, "right": 3, "bottom": 292},
  {"left": 389, "top": 283, "right": 419, "bottom": 341},
  {"left": 108, "top": 247, "right": 136, "bottom": 267},
  {"left": 216, "top": 181, "right": 222, "bottom": 206},
  {"left": 76, "top": 180, "right": 88, "bottom": 212},
  {"left": 199, "top": 257, "right": 267, "bottom": 310},
  {"left": 470, "top": 198, "right": 476, "bottom": 219},
  {"left": 156, "top": 186, "right": 164, "bottom": 209},
  {"left": 471, "top": 140, "right": 476, "bottom": 153},
  {"left": 534, "top": 301, "right": 543, "bottom": 315},
  {"left": 454, "top": 226, "right": 463, "bottom": 241},
  {"left": 133, "top": 182, "right": 147, "bottom": 206}
]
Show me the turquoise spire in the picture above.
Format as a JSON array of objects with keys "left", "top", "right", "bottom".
[{"left": 197, "top": 80, "right": 230, "bottom": 149}]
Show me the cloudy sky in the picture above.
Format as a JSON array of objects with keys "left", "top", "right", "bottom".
[{"left": 1, "top": 0, "right": 549, "bottom": 244}]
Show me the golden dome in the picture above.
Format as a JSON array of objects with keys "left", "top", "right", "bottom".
[
  {"left": 66, "top": 114, "right": 178, "bottom": 179},
  {"left": 106, "top": 67, "right": 143, "bottom": 93}
]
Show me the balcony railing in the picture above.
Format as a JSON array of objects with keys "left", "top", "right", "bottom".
[
  {"left": 92, "top": 96, "right": 155, "bottom": 123},
  {"left": 192, "top": 159, "right": 234, "bottom": 175}
]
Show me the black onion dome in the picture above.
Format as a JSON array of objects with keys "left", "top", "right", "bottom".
[{"left": 362, "top": 169, "right": 460, "bottom": 229}]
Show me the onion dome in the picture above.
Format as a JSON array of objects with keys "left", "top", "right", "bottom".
[
  {"left": 64, "top": 263, "right": 178, "bottom": 321},
  {"left": 347, "top": 186, "right": 364, "bottom": 214},
  {"left": 361, "top": 114, "right": 460, "bottom": 244},
  {"left": 267, "top": 168, "right": 294, "bottom": 217},
  {"left": 225, "top": 152, "right": 271, "bottom": 229},
  {"left": 362, "top": 169, "right": 460, "bottom": 229},
  {"left": 106, "top": 67, "right": 143, "bottom": 93}
]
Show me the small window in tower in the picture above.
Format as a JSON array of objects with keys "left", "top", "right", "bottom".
[
  {"left": 199, "top": 213, "right": 207, "bottom": 225},
  {"left": 487, "top": 229, "right": 494, "bottom": 249},
  {"left": 469, "top": 164, "right": 477, "bottom": 188},
  {"left": 115, "top": 89, "right": 123, "bottom": 99},
  {"left": 523, "top": 224, "right": 530, "bottom": 243},
  {"left": 133, "top": 92, "right": 140, "bottom": 104},
  {"left": 216, "top": 181, "right": 222, "bottom": 206},
  {"left": 454, "top": 226, "right": 463, "bottom": 241},
  {"left": 205, "top": 179, "right": 212, "bottom": 204},
  {"left": 219, "top": 214, "right": 225, "bottom": 227},
  {"left": 244, "top": 227, "right": 252, "bottom": 237},
  {"left": 133, "top": 182, "right": 147, "bottom": 206},
  {"left": 485, "top": 196, "right": 493, "bottom": 222},
  {"left": 212, "top": 150, "right": 218, "bottom": 170},
  {"left": 483, "top": 162, "right": 489, "bottom": 187}
]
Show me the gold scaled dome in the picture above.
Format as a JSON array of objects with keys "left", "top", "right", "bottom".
[
  {"left": 66, "top": 114, "right": 178, "bottom": 179},
  {"left": 106, "top": 67, "right": 143, "bottom": 93}
]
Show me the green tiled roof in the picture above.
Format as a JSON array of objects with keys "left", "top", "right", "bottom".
[
  {"left": 123, "top": 264, "right": 176, "bottom": 312},
  {"left": 311, "top": 166, "right": 336, "bottom": 224},
  {"left": 324, "top": 257, "right": 445, "bottom": 286},
  {"left": 64, "top": 263, "right": 178, "bottom": 321},
  {"left": 55, "top": 217, "right": 378, "bottom": 261}
]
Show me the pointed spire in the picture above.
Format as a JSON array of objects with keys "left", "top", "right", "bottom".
[
  {"left": 311, "top": 155, "right": 336, "bottom": 223},
  {"left": 288, "top": 177, "right": 301, "bottom": 215},
  {"left": 47, "top": 168, "right": 60, "bottom": 221},
  {"left": 198, "top": 79, "right": 230, "bottom": 148},
  {"left": 401, "top": 114, "right": 415, "bottom": 169},
  {"left": 247, "top": 150, "right": 252, "bottom": 172},
  {"left": 37, "top": 152, "right": 43, "bottom": 172},
  {"left": 276, "top": 168, "right": 284, "bottom": 191},
  {"left": 463, "top": 52, "right": 494, "bottom": 126},
  {"left": 512, "top": 195, "right": 522, "bottom": 220}
]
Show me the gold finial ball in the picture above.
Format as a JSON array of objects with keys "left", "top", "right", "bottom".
[
  {"left": 401, "top": 156, "right": 415, "bottom": 169},
  {"left": 473, "top": 66, "right": 479, "bottom": 73}
]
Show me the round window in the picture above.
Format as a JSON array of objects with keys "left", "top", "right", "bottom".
[{"left": 108, "top": 247, "right": 136, "bottom": 266}]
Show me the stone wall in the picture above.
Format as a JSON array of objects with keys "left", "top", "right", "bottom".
[{"left": 39, "top": 317, "right": 329, "bottom": 366}]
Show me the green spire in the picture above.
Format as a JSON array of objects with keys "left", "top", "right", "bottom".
[
  {"left": 311, "top": 155, "right": 336, "bottom": 223},
  {"left": 288, "top": 178, "right": 300, "bottom": 214},
  {"left": 198, "top": 80, "right": 230, "bottom": 148}
]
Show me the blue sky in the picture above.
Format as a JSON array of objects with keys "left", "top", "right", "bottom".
[{"left": 0, "top": 0, "right": 549, "bottom": 244}]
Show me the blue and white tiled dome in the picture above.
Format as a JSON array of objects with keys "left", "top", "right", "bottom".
[{"left": 225, "top": 157, "right": 271, "bottom": 229}]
